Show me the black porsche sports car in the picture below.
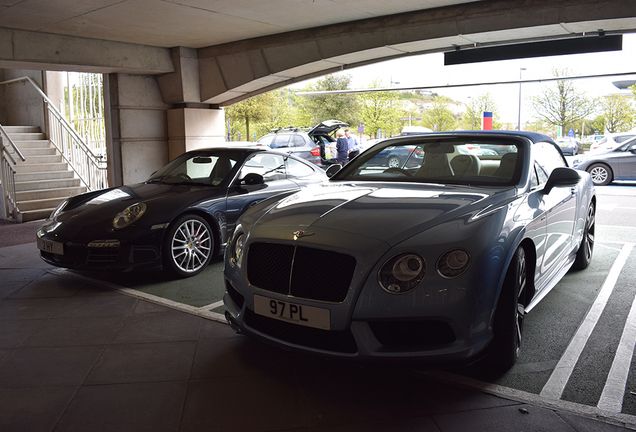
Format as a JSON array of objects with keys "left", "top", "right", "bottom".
[{"left": 37, "top": 147, "right": 327, "bottom": 277}]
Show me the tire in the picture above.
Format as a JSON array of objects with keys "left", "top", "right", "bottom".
[
  {"left": 387, "top": 156, "right": 401, "bottom": 168},
  {"left": 490, "top": 246, "right": 527, "bottom": 370},
  {"left": 163, "top": 214, "right": 214, "bottom": 278},
  {"left": 587, "top": 163, "right": 612, "bottom": 186},
  {"left": 572, "top": 201, "right": 595, "bottom": 270}
]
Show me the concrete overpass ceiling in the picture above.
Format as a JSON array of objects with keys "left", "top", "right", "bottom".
[{"left": 0, "top": 0, "right": 478, "bottom": 48}]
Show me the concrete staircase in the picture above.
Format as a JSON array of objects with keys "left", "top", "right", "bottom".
[{"left": 3, "top": 126, "right": 86, "bottom": 222}]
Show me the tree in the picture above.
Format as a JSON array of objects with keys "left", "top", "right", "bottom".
[
  {"left": 357, "top": 79, "right": 400, "bottom": 138},
  {"left": 225, "top": 92, "right": 275, "bottom": 140},
  {"left": 597, "top": 94, "right": 636, "bottom": 133},
  {"left": 459, "top": 93, "right": 502, "bottom": 130},
  {"left": 296, "top": 74, "right": 359, "bottom": 126},
  {"left": 531, "top": 68, "right": 596, "bottom": 135},
  {"left": 421, "top": 97, "right": 457, "bottom": 132}
]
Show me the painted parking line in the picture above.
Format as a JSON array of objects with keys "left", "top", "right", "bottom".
[{"left": 540, "top": 243, "right": 634, "bottom": 401}]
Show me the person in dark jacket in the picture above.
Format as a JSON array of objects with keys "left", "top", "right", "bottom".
[{"left": 335, "top": 129, "right": 349, "bottom": 165}]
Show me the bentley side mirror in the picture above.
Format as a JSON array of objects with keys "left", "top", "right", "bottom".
[{"left": 543, "top": 167, "right": 580, "bottom": 194}]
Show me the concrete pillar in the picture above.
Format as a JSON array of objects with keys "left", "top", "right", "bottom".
[
  {"left": 106, "top": 73, "right": 170, "bottom": 186},
  {"left": 167, "top": 107, "right": 225, "bottom": 161}
]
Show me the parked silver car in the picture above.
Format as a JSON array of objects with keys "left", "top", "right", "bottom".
[
  {"left": 223, "top": 131, "right": 596, "bottom": 370},
  {"left": 572, "top": 136, "right": 636, "bottom": 185}
]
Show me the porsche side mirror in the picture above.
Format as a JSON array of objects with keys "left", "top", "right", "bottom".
[
  {"left": 240, "top": 173, "right": 265, "bottom": 186},
  {"left": 326, "top": 164, "right": 341, "bottom": 178},
  {"left": 543, "top": 167, "right": 580, "bottom": 194}
]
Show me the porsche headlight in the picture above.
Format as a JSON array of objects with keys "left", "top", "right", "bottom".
[
  {"left": 379, "top": 253, "right": 426, "bottom": 294},
  {"left": 229, "top": 231, "right": 245, "bottom": 268},
  {"left": 112, "top": 202, "right": 146, "bottom": 230},
  {"left": 437, "top": 249, "right": 470, "bottom": 279},
  {"left": 49, "top": 198, "right": 70, "bottom": 220}
]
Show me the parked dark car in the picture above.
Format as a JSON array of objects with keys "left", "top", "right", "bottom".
[
  {"left": 572, "top": 136, "right": 636, "bottom": 185},
  {"left": 555, "top": 136, "right": 578, "bottom": 156},
  {"left": 37, "top": 147, "right": 327, "bottom": 278},
  {"left": 364, "top": 144, "right": 424, "bottom": 168},
  {"left": 224, "top": 131, "right": 596, "bottom": 370},
  {"left": 257, "top": 120, "right": 348, "bottom": 168}
]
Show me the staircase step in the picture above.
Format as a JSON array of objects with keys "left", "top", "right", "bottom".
[
  {"left": 16, "top": 197, "right": 69, "bottom": 212},
  {"left": 1, "top": 126, "right": 40, "bottom": 134},
  {"left": 4, "top": 132, "right": 47, "bottom": 141},
  {"left": 20, "top": 209, "right": 53, "bottom": 223},
  {"left": 15, "top": 154, "right": 63, "bottom": 165},
  {"left": 11, "top": 141, "right": 54, "bottom": 150},
  {"left": 15, "top": 147, "right": 57, "bottom": 157},
  {"left": 14, "top": 163, "right": 69, "bottom": 173},
  {"left": 17, "top": 186, "right": 86, "bottom": 203},
  {"left": 15, "top": 171, "right": 75, "bottom": 182},
  {"left": 15, "top": 178, "right": 82, "bottom": 192}
]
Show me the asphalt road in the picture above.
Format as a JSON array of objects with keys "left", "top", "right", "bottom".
[{"left": 54, "top": 181, "right": 636, "bottom": 422}]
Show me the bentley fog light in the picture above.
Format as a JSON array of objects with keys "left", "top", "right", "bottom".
[
  {"left": 230, "top": 231, "right": 245, "bottom": 268},
  {"left": 112, "top": 203, "right": 146, "bottom": 230},
  {"left": 437, "top": 249, "right": 470, "bottom": 278},
  {"left": 379, "top": 253, "right": 426, "bottom": 294}
]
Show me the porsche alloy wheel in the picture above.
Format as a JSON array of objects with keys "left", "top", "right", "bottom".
[
  {"left": 491, "top": 246, "right": 527, "bottom": 370},
  {"left": 587, "top": 163, "right": 612, "bottom": 186},
  {"left": 164, "top": 214, "right": 214, "bottom": 278},
  {"left": 573, "top": 201, "right": 595, "bottom": 270}
]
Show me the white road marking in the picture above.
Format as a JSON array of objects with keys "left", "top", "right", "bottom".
[
  {"left": 598, "top": 246, "right": 636, "bottom": 412},
  {"left": 540, "top": 243, "right": 634, "bottom": 400}
]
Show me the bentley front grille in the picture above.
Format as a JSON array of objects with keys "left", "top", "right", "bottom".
[{"left": 246, "top": 242, "right": 356, "bottom": 303}]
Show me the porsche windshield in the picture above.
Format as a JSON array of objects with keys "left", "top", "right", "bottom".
[
  {"left": 338, "top": 140, "right": 522, "bottom": 186},
  {"left": 147, "top": 152, "right": 239, "bottom": 186}
]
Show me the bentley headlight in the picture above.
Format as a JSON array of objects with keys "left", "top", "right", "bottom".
[
  {"left": 437, "top": 249, "right": 470, "bottom": 278},
  {"left": 49, "top": 198, "right": 70, "bottom": 220},
  {"left": 112, "top": 203, "right": 146, "bottom": 230},
  {"left": 379, "top": 253, "right": 426, "bottom": 294},
  {"left": 229, "top": 231, "right": 245, "bottom": 268}
]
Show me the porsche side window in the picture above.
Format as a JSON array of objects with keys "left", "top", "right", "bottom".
[
  {"left": 286, "top": 158, "right": 315, "bottom": 178},
  {"left": 241, "top": 154, "right": 286, "bottom": 182}
]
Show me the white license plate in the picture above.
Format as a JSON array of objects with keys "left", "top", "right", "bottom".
[
  {"left": 37, "top": 238, "right": 64, "bottom": 255},
  {"left": 253, "top": 294, "right": 330, "bottom": 330}
]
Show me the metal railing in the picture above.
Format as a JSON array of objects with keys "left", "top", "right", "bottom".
[
  {"left": 0, "top": 124, "right": 26, "bottom": 219},
  {"left": 0, "top": 76, "right": 108, "bottom": 192}
]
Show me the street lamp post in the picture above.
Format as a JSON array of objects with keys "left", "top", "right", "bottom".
[
  {"left": 468, "top": 96, "right": 474, "bottom": 130},
  {"left": 517, "top": 67, "right": 526, "bottom": 131}
]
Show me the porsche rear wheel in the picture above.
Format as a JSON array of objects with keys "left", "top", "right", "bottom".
[
  {"left": 164, "top": 214, "right": 214, "bottom": 278},
  {"left": 490, "top": 246, "right": 527, "bottom": 370},
  {"left": 572, "top": 201, "right": 595, "bottom": 270}
]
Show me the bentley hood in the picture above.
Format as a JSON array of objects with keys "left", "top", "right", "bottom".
[{"left": 249, "top": 182, "right": 515, "bottom": 246}]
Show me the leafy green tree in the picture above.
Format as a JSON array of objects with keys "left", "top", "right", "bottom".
[
  {"left": 531, "top": 68, "right": 596, "bottom": 135},
  {"left": 421, "top": 97, "right": 457, "bottom": 132},
  {"left": 597, "top": 94, "right": 636, "bottom": 133},
  {"left": 296, "top": 74, "right": 359, "bottom": 126},
  {"left": 357, "top": 79, "right": 400, "bottom": 138},
  {"left": 225, "top": 92, "right": 275, "bottom": 140},
  {"left": 459, "top": 93, "right": 501, "bottom": 130}
]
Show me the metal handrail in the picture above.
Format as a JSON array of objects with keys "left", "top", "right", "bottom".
[
  {"left": 0, "top": 123, "right": 26, "bottom": 163},
  {"left": 0, "top": 76, "right": 107, "bottom": 191},
  {"left": 0, "top": 134, "right": 18, "bottom": 219}
]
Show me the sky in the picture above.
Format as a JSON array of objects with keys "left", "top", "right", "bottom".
[{"left": 293, "top": 33, "right": 636, "bottom": 128}]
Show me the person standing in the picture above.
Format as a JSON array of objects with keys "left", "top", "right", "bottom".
[
  {"left": 335, "top": 129, "right": 349, "bottom": 166},
  {"left": 345, "top": 129, "right": 360, "bottom": 161}
]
